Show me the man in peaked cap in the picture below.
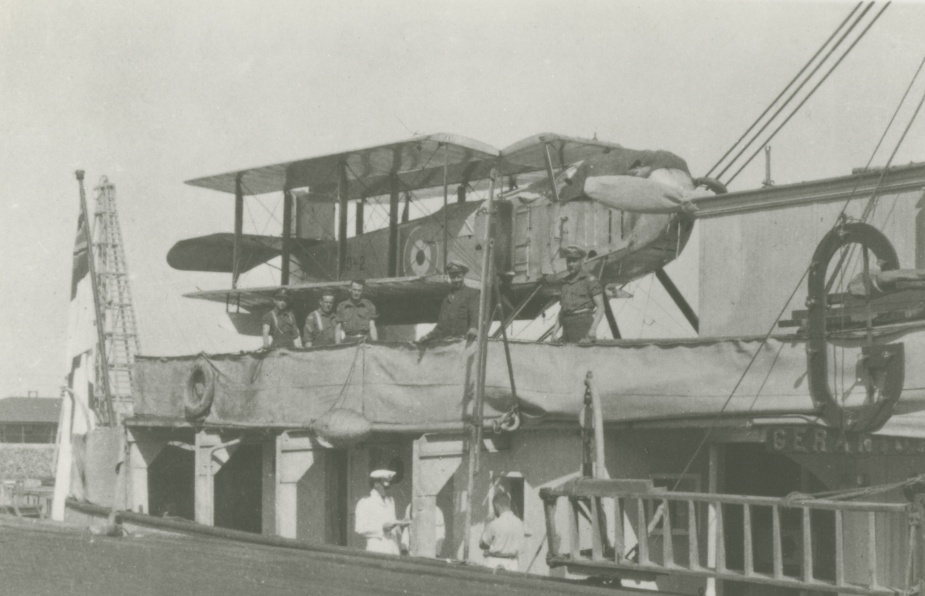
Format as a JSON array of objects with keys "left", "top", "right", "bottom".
[
  {"left": 261, "top": 288, "right": 302, "bottom": 349},
  {"left": 421, "top": 261, "right": 481, "bottom": 342},
  {"left": 354, "top": 469, "right": 409, "bottom": 554},
  {"left": 557, "top": 246, "right": 605, "bottom": 344}
]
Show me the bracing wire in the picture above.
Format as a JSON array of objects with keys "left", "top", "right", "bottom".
[
  {"left": 239, "top": 187, "right": 278, "bottom": 286},
  {"left": 240, "top": 179, "right": 337, "bottom": 281}
]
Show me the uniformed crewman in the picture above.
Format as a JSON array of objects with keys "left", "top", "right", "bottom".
[
  {"left": 261, "top": 288, "right": 302, "bottom": 349},
  {"left": 354, "top": 469, "right": 410, "bottom": 555},
  {"left": 421, "top": 261, "right": 480, "bottom": 342},
  {"left": 557, "top": 246, "right": 605, "bottom": 343},
  {"left": 335, "top": 279, "right": 379, "bottom": 344},
  {"left": 303, "top": 290, "right": 337, "bottom": 347}
]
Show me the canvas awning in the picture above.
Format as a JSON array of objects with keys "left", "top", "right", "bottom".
[{"left": 130, "top": 331, "right": 925, "bottom": 433}]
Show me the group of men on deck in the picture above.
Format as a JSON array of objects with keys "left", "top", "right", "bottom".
[
  {"left": 261, "top": 279, "right": 380, "bottom": 349},
  {"left": 261, "top": 245, "right": 605, "bottom": 348}
]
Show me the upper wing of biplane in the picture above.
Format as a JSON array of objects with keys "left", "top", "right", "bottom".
[
  {"left": 500, "top": 132, "right": 626, "bottom": 171},
  {"left": 500, "top": 132, "right": 689, "bottom": 173},
  {"left": 185, "top": 133, "right": 516, "bottom": 199}
]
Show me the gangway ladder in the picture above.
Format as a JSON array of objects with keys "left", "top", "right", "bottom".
[
  {"left": 540, "top": 480, "right": 925, "bottom": 595},
  {"left": 92, "top": 176, "right": 141, "bottom": 420}
]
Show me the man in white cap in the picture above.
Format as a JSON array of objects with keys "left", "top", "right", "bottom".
[{"left": 354, "top": 469, "right": 409, "bottom": 554}]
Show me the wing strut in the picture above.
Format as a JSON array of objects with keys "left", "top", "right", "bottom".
[
  {"left": 442, "top": 143, "right": 449, "bottom": 273},
  {"left": 282, "top": 186, "right": 292, "bottom": 285},
  {"left": 337, "top": 160, "right": 348, "bottom": 280},
  {"left": 233, "top": 174, "right": 244, "bottom": 288},
  {"left": 655, "top": 268, "right": 699, "bottom": 333},
  {"left": 388, "top": 174, "right": 400, "bottom": 276},
  {"left": 542, "top": 141, "right": 561, "bottom": 202}
]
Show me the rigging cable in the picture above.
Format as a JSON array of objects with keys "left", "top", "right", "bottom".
[
  {"left": 705, "top": 1, "right": 863, "bottom": 179},
  {"left": 822, "top": 50, "right": 925, "bottom": 294},
  {"left": 715, "top": 2, "right": 875, "bottom": 182},
  {"left": 723, "top": 2, "right": 891, "bottom": 185},
  {"left": 859, "top": 73, "right": 925, "bottom": 223}
]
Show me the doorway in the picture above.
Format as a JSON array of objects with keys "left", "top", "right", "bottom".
[
  {"left": 147, "top": 445, "right": 194, "bottom": 520},
  {"left": 214, "top": 443, "right": 263, "bottom": 533},
  {"left": 723, "top": 443, "right": 833, "bottom": 595}
]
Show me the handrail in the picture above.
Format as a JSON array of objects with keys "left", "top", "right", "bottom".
[
  {"left": 606, "top": 490, "right": 910, "bottom": 513},
  {"left": 541, "top": 480, "right": 924, "bottom": 596}
]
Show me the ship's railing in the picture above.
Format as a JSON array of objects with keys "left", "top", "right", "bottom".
[{"left": 540, "top": 478, "right": 924, "bottom": 595}]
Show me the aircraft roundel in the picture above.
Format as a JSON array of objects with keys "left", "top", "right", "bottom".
[{"left": 408, "top": 239, "right": 433, "bottom": 276}]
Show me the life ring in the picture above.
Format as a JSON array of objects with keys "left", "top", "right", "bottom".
[
  {"left": 805, "top": 222, "right": 903, "bottom": 432},
  {"left": 408, "top": 239, "right": 433, "bottom": 276},
  {"left": 184, "top": 360, "right": 215, "bottom": 421}
]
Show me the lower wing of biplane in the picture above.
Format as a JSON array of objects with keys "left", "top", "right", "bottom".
[
  {"left": 189, "top": 275, "right": 486, "bottom": 334},
  {"left": 184, "top": 255, "right": 633, "bottom": 336}
]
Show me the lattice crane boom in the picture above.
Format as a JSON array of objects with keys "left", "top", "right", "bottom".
[{"left": 91, "top": 176, "right": 141, "bottom": 419}]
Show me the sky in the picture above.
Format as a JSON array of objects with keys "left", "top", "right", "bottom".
[{"left": 1, "top": 0, "right": 924, "bottom": 398}]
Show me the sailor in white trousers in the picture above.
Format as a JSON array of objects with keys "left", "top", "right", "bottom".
[{"left": 354, "top": 469, "right": 409, "bottom": 554}]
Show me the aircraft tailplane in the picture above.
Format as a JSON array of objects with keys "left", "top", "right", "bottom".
[{"left": 167, "top": 233, "right": 318, "bottom": 273}]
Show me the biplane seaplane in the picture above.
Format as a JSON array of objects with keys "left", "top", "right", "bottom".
[{"left": 169, "top": 133, "right": 725, "bottom": 336}]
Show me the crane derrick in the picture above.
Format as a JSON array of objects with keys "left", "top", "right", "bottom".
[{"left": 91, "top": 177, "right": 141, "bottom": 422}]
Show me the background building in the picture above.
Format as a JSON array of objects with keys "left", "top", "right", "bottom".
[{"left": 0, "top": 394, "right": 59, "bottom": 484}]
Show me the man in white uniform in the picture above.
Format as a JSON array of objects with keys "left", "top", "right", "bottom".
[
  {"left": 479, "top": 490, "right": 524, "bottom": 571},
  {"left": 354, "top": 469, "right": 409, "bottom": 554}
]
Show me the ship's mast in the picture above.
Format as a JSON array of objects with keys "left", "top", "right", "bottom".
[{"left": 92, "top": 176, "right": 141, "bottom": 421}]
